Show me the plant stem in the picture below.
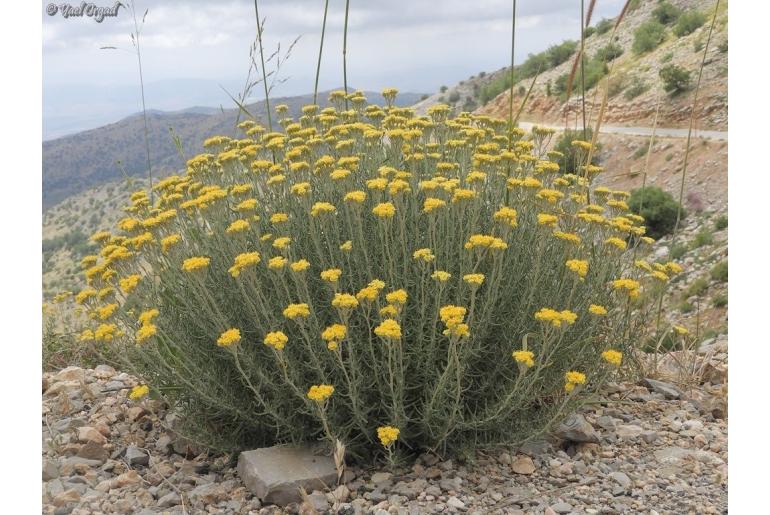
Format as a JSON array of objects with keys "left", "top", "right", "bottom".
[
  {"left": 343, "top": 0, "right": 351, "bottom": 109},
  {"left": 253, "top": 0, "right": 273, "bottom": 132},
  {"left": 313, "top": 0, "right": 330, "bottom": 105},
  {"left": 130, "top": 2, "right": 153, "bottom": 205},
  {"left": 507, "top": 0, "right": 517, "bottom": 149}
]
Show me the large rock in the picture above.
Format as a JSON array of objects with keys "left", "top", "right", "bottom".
[
  {"left": 237, "top": 445, "right": 338, "bottom": 506},
  {"left": 553, "top": 414, "right": 600, "bottom": 443},
  {"left": 642, "top": 378, "right": 682, "bottom": 400}
]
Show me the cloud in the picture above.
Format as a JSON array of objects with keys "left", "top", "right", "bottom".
[{"left": 42, "top": 0, "right": 626, "bottom": 133}]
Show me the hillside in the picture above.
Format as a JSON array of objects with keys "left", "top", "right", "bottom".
[
  {"left": 42, "top": 90, "right": 424, "bottom": 210},
  {"left": 414, "top": 0, "right": 727, "bottom": 130}
]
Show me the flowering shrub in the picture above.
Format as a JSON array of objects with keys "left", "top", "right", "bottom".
[{"left": 68, "top": 91, "right": 682, "bottom": 458}]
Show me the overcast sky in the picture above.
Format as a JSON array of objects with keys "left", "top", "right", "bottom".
[{"left": 42, "top": 0, "right": 625, "bottom": 138}]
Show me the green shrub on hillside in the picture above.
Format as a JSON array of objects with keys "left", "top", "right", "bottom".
[
  {"left": 554, "top": 57, "right": 608, "bottom": 98},
  {"left": 652, "top": 2, "right": 682, "bottom": 25},
  {"left": 673, "top": 11, "right": 706, "bottom": 37},
  {"left": 714, "top": 215, "right": 728, "bottom": 230},
  {"left": 628, "top": 186, "right": 685, "bottom": 239},
  {"left": 659, "top": 64, "right": 691, "bottom": 94},
  {"left": 633, "top": 20, "right": 667, "bottom": 54},
  {"left": 711, "top": 261, "right": 728, "bottom": 283},
  {"left": 596, "top": 18, "right": 614, "bottom": 35},
  {"left": 624, "top": 77, "right": 650, "bottom": 100},
  {"left": 595, "top": 43, "right": 624, "bottom": 62},
  {"left": 692, "top": 228, "right": 714, "bottom": 248}
]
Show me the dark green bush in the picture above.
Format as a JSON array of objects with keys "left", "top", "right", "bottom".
[
  {"left": 595, "top": 43, "right": 623, "bottom": 62},
  {"left": 633, "top": 20, "right": 666, "bottom": 54},
  {"left": 448, "top": 91, "right": 461, "bottom": 103},
  {"left": 670, "top": 243, "right": 688, "bottom": 260},
  {"left": 584, "top": 26, "right": 596, "bottom": 38},
  {"left": 683, "top": 277, "right": 709, "bottom": 299},
  {"left": 691, "top": 228, "right": 713, "bottom": 248},
  {"left": 628, "top": 186, "right": 685, "bottom": 239},
  {"left": 711, "top": 260, "right": 728, "bottom": 283},
  {"left": 596, "top": 18, "right": 614, "bottom": 35},
  {"left": 673, "top": 11, "right": 706, "bottom": 37},
  {"left": 714, "top": 215, "right": 728, "bottom": 230},
  {"left": 653, "top": 2, "right": 682, "bottom": 25},
  {"left": 713, "top": 295, "right": 727, "bottom": 308},
  {"left": 440, "top": 85, "right": 448, "bottom": 93},
  {"left": 659, "top": 64, "right": 691, "bottom": 94},
  {"left": 624, "top": 77, "right": 650, "bottom": 100},
  {"left": 553, "top": 128, "right": 598, "bottom": 173}
]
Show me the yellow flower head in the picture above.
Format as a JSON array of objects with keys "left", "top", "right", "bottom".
[
  {"left": 307, "top": 384, "right": 334, "bottom": 402},
  {"left": 136, "top": 324, "right": 157, "bottom": 343},
  {"left": 605, "top": 237, "right": 627, "bottom": 250},
  {"left": 588, "top": 304, "right": 607, "bottom": 316},
  {"left": 566, "top": 259, "right": 589, "bottom": 279},
  {"left": 129, "top": 385, "right": 150, "bottom": 400},
  {"left": 283, "top": 303, "right": 310, "bottom": 320},
  {"left": 612, "top": 278, "right": 641, "bottom": 298},
  {"left": 372, "top": 202, "right": 396, "bottom": 218},
  {"left": 273, "top": 236, "right": 291, "bottom": 250},
  {"left": 264, "top": 331, "right": 288, "bottom": 351},
  {"left": 673, "top": 325, "right": 689, "bottom": 336},
  {"left": 493, "top": 207, "right": 518, "bottom": 228},
  {"left": 423, "top": 197, "right": 447, "bottom": 213},
  {"left": 344, "top": 190, "right": 367, "bottom": 204},
  {"left": 431, "top": 270, "right": 451, "bottom": 282},
  {"left": 534, "top": 308, "right": 578, "bottom": 327},
  {"left": 161, "top": 234, "right": 181, "bottom": 253},
  {"left": 332, "top": 293, "right": 359, "bottom": 310},
  {"left": 601, "top": 349, "right": 623, "bottom": 367},
  {"left": 229, "top": 251, "right": 261, "bottom": 277},
  {"left": 321, "top": 324, "right": 347, "bottom": 349},
  {"left": 412, "top": 248, "right": 435, "bottom": 262},
  {"left": 270, "top": 212, "right": 289, "bottom": 224},
  {"left": 268, "top": 256, "right": 288, "bottom": 270},
  {"left": 512, "top": 350, "right": 535, "bottom": 368},
  {"left": 385, "top": 289, "right": 408, "bottom": 305},
  {"left": 463, "top": 273, "right": 485, "bottom": 286},
  {"left": 217, "top": 328, "right": 241, "bottom": 347},
  {"left": 119, "top": 274, "right": 141, "bottom": 294},
  {"left": 565, "top": 370, "right": 587, "bottom": 392},
  {"left": 321, "top": 268, "right": 343, "bottom": 283},
  {"left": 290, "top": 259, "right": 311, "bottom": 272},
  {"left": 374, "top": 319, "right": 402, "bottom": 341},
  {"left": 182, "top": 256, "right": 210, "bottom": 272},
  {"left": 311, "top": 202, "right": 337, "bottom": 217},
  {"left": 377, "top": 425, "right": 400, "bottom": 447},
  {"left": 226, "top": 219, "right": 250, "bottom": 234}
]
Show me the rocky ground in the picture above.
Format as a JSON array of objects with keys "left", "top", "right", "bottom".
[{"left": 42, "top": 349, "right": 727, "bottom": 515}]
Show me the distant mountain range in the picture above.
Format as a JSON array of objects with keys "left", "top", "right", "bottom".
[{"left": 42, "top": 90, "right": 425, "bottom": 210}]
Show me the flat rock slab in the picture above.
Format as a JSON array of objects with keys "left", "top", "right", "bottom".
[{"left": 237, "top": 445, "right": 337, "bottom": 506}]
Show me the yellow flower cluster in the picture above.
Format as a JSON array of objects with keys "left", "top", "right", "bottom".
[
  {"left": 374, "top": 319, "right": 402, "bottom": 341},
  {"left": 512, "top": 350, "right": 535, "bottom": 368},
  {"left": 377, "top": 425, "right": 400, "bottom": 447},
  {"left": 565, "top": 370, "right": 586, "bottom": 392},
  {"left": 284, "top": 303, "right": 311, "bottom": 320},
  {"left": 439, "top": 305, "right": 469, "bottom": 338},
  {"left": 534, "top": 308, "right": 578, "bottom": 327},
  {"left": 182, "top": 256, "right": 210, "bottom": 272},
  {"left": 601, "top": 349, "right": 623, "bottom": 367},
  {"left": 307, "top": 384, "right": 334, "bottom": 402},
  {"left": 217, "top": 328, "right": 241, "bottom": 347},
  {"left": 565, "top": 259, "right": 589, "bottom": 279},
  {"left": 229, "top": 252, "right": 261, "bottom": 277},
  {"left": 264, "top": 331, "right": 288, "bottom": 351},
  {"left": 129, "top": 385, "right": 150, "bottom": 400},
  {"left": 321, "top": 324, "right": 347, "bottom": 350}
]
